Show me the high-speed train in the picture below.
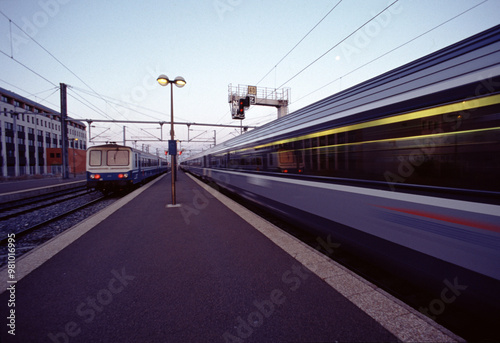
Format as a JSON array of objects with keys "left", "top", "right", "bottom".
[
  {"left": 87, "top": 143, "right": 169, "bottom": 192},
  {"left": 182, "top": 25, "right": 500, "bottom": 331}
]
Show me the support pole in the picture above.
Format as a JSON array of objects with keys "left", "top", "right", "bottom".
[
  {"left": 170, "top": 83, "right": 177, "bottom": 203},
  {"left": 60, "top": 83, "right": 69, "bottom": 179}
]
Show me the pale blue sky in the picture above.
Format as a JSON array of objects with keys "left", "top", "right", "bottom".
[{"left": 1, "top": 0, "right": 499, "bottom": 154}]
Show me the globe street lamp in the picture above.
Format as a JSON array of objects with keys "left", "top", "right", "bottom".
[{"left": 157, "top": 74, "right": 186, "bottom": 206}]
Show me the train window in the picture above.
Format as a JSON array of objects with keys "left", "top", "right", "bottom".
[
  {"left": 107, "top": 150, "right": 129, "bottom": 166},
  {"left": 278, "top": 150, "right": 295, "bottom": 164},
  {"left": 89, "top": 151, "right": 102, "bottom": 166}
]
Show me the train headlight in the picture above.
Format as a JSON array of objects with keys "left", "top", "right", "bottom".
[
  {"left": 90, "top": 174, "right": 101, "bottom": 179},
  {"left": 118, "top": 173, "right": 129, "bottom": 179}
]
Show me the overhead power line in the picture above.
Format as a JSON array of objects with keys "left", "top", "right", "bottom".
[
  {"left": 255, "top": 0, "right": 343, "bottom": 86},
  {"left": 69, "top": 86, "right": 192, "bottom": 122},
  {"left": 277, "top": 0, "right": 399, "bottom": 89},
  {"left": 0, "top": 10, "right": 104, "bottom": 101},
  {"left": 0, "top": 9, "right": 130, "bottom": 123},
  {"left": 292, "top": 0, "right": 488, "bottom": 106},
  {"left": 0, "top": 49, "right": 57, "bottom": 87}
]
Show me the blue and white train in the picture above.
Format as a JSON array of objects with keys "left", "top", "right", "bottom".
[{"left": 86, "top": 143, "right": 169, "bottom": 192}]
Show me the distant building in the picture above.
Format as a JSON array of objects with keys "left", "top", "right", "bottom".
[{"left": 0, "top": 87, "right": 87, "bottom": 178}]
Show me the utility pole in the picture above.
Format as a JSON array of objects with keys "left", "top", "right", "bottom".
[{"left": 60, "top": 83, "right": 69, "bottom": 179}]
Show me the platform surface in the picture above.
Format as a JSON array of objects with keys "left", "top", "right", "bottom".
[
  {"left": 0, "top": 172, "right": 460, "bottom": 342},
  {"left": 0, "top": 174, "right": 86, "bottom": 195}
]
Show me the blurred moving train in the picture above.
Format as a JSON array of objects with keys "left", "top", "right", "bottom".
[
  {"left": 86, "top": 143, "right": 169, "bottom": 193},
  {"left": 182, "top": 25, "right": 500, "bottom": 334}
]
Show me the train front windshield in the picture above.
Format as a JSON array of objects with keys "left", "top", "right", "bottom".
[{"left": 89, "top": 149, "right": 130, "bottom": 167}]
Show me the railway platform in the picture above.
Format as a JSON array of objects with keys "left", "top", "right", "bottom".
[
  {"left": 0, "top": 171, "right": 461, "bottom": 342},
  {"left": 0, "top": 175, "right": 86, "bottom": 204}
]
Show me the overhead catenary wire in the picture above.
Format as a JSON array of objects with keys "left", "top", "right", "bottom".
[
  {"left": 0, "top": 9, "right": 139, "bottom": 127},
  {"left": 276, "top": 0, "right": 400, "bottom": 90},
  {"left": 0, "top": 49, "right": 57, "bottom": 87},
  {"left": 69, "top": 86, "right": 193, "bottom": 123},
  {"left": 255, "top": 0, "right": 343, "bottom": 86},
  {"left": 0, "top": 10, "right": 110, "bottom": 108},
  {"left": 292, "top": 0, "right": 489, "bottom": 106},
  {"left": 0, "top": 78, "right": 58, "bottom": 102},
  {"left": 8, "top": 19, "right": 13, "bottom": 58}
]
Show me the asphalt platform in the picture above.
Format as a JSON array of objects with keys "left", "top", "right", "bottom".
[
  {"left": 0, "top": 174, "right": 86, "bottom": 195},
  {"left": 0, "top": 171, "right": 461, "bottom": 342}
]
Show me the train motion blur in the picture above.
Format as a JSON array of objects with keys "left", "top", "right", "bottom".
[
  {"left": 86, "top": 143, "right": 169, "bottom": 193},
  {"left": 182, "top": 25, "right": 500, "bottom": 336}
]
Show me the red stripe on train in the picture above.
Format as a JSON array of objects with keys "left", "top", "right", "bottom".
[{"left": 376, "top": 206, "right": 500, "bottom": 234}]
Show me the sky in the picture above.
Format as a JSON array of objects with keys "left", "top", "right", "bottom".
[{"left": 0, "top": 0, "right": 499, "bottom": 158}]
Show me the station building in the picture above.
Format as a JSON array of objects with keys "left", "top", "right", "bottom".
[{"left": 0, "top": 87, "right": 87, "bottom": 178}]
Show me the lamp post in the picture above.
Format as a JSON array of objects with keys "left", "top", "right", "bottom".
[{"left": 157, "top": 74, "right": 186, "bottom": 206}]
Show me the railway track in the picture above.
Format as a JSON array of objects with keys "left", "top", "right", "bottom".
[
  {"left": 0, "top": 186, "right": 91, "bottom": 221},
  {"left": 0, "top": 195, "right": 106, "bottom": 244},
  {"left": 0, "top": 185, "right": 87, "bottom": 208},
  {"left": 0, "top": 188, "right": 118, "bottom": 267}
]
